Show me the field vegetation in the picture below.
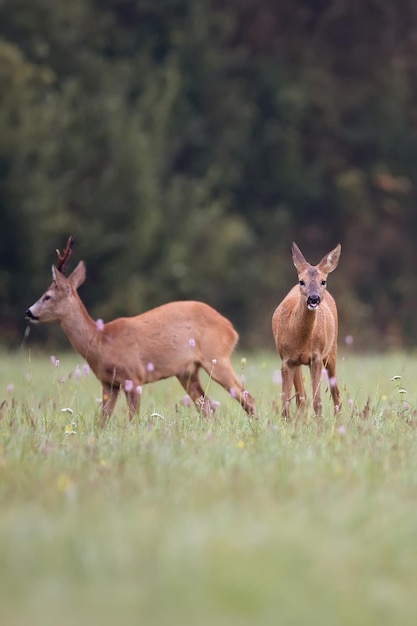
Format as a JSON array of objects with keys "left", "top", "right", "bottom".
[{"left": 1, "top": 348, "right": 417, "bottom": 625}]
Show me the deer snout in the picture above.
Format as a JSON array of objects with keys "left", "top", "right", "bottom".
[
  {"left": 25, "top": 308, "right": 39, "bottom": 322},
  {"left": 307, "top": 295, "right": 320, "bottom": 310}
]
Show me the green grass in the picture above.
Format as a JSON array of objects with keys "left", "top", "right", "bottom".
[{"left": 1, "top": 348, "right": 417, "bottom": 625}]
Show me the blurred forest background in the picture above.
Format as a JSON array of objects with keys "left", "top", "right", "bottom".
[{"left": 1, "top": 0, "right": 417, "bottom": 350}]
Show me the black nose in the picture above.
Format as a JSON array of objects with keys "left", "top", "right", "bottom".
[
  {"left": 25, "top": 309, "right": 37, "bottom": 321},
  {"left": 307, "top": 295, "right": 320, "bottom": 307}
]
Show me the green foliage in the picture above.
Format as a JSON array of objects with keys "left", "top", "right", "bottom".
[{"left": 1, "top": 0, "right": 417, "bottom": 348}]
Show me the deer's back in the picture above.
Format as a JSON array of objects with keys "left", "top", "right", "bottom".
[{"left": 101, "top": 300, "right": 238, "bottom": 372}]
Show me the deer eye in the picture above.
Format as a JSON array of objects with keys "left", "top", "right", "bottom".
[
  {"left": 321, "top": 280, "right": 326, "bottom": 286},
  {"left": 43, "top": 295, "right": 51, "bottom": 302},
  {"left": 299, "top": 280, "right": 305, "bottom": 286}
]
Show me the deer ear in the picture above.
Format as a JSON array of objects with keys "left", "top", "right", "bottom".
[
  {"left": 51, "top": 265, "right": 66, "bottom": 285},
  {"left": 68, "top": 261, "right": 86, "bottom": 290},
  {"left": 291, "top": 242, "right": 308, "bottom": 272},
  {"left": 319, "top": 244, "right": 341, "bottom": 273}
]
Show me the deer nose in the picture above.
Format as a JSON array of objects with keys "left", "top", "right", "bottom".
[
  {"left": 25, "top": 308, "right": 38, "bottom": 321},
  {"left": 307, "top": 295, "right": 320, "bottom": 309}
]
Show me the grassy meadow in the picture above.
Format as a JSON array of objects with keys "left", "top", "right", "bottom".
[{"left": 1, "top": 347, "right": 417, "bottom": 625}]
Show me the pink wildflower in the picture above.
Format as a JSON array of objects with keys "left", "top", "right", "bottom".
[
  {"left": 189, "top": 338, "right": 196, "bottom": 348},
  {"left": 183, "top": 394, "right": 191, "bottom": 407},
  {"left": 136, "top": 385, "right": 143, "bottom": 395},
  {"left": 96, "top": 319, "right": 104, "bottom": 332},
  {"left": 124, "top": 380, "right": 134, "bottom": 392},
  {"left": 147, "top": 362, "right": 155, "bottom": 372},
  {"left": 272, "top": 370, "right": 282, "bottom": 385}
]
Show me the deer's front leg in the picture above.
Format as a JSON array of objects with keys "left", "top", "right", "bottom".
[
  {"left": 124, "top": 389, "right": 141, "bottom": 420},
  {"left": 310, "top": 355, "right": 323, "bottom": 417},
  {"left": 99, "top": 383, "right": 120, "bottom": 426},
  {"left": 294, "top": 366, "right": 307, "bottom": 412},
  {"left": 281, "top": 361, "right": 295, "bottom": 419}
]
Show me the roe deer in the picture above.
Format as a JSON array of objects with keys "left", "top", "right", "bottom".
[
  {"left": 272, "top": 242, "right": 341, "bottom": 419},
  {"left": 25, "top": 237, "right": 256, "bottom": 425}
]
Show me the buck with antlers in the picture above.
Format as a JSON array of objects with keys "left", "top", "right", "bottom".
[
  {"left": 25, "top": 237, "right": 256, "bottom": 425},
  {"left": 272, "top": 242, "right": 341, "bottom": 419}
]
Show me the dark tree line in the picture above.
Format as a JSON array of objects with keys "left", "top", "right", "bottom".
[{"left": 1, "top": 0, "right": 417, "bottom": 350}]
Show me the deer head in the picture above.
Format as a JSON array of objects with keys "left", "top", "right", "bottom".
[
  {"left": 25, "top": 236, "right": 86, "bottom": 323},
  {"left": 292, "top": 242, "right": 341, "bottom": 311}
]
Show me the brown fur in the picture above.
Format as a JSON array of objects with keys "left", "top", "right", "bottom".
[
  {"left": 272, "top": 242, "right": 341, "bottom": 418},
  {"left": 26, "top": 261, "right": 256, "bottom": 425}
]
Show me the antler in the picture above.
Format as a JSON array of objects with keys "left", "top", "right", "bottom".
[{"left": 56, "top": 235, "right": 76, "bottom": 275}]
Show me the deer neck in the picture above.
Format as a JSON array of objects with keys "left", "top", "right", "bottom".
[
  {"left": 294, "top": 297, "right": 318, "bottom": 341},
  {"left": 59, "top": 294, "right": 100, "bottom": 361}
]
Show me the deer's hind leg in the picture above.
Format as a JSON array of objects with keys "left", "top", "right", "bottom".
[
  {"left": 324, "top": 351, "right": 341, "bottom": 412},
  {"left": 177, "top": 367, "right": 217, "bottom": 416},
  {"left": 200, "top": 357, "right": 256, "bottom": 416}
]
